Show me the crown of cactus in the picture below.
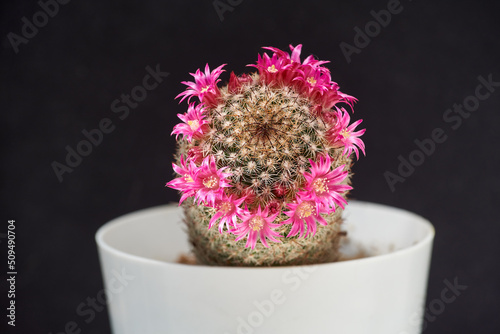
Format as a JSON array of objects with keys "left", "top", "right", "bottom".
[{"left": 167, "top": 44, "right": 365, "bottom": 266}]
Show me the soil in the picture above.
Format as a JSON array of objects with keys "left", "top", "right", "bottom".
[{"left": 176, "top": 253, "right": 198, "bottom": 265}]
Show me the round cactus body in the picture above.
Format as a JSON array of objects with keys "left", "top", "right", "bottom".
[{"left": 168, "top": 45, "right": 365, "bottom": 266}]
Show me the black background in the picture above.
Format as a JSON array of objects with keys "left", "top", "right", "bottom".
[{"left": 1, "top": 0, "right": 499, "bottom": 333}]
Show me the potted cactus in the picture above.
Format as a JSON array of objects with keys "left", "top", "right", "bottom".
[
  {"left": 167, "top": 44, "right": 365, "bottom": 266},
  {"left": 96, "top": 45, "right": 434, "bottom": 334}
]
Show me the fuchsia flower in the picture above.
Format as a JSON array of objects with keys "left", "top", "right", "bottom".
[
  {"left": 191, "top": 156, "right": 232, "bottom": 206},
  {"left": 167, "top": 155, "right": 232, "bottom": 206},
  {"left": 264, "top": 44, "right": 330, "bottom": 70},
  {"left": 171, "top": 103, "right": 209, "bottom": 142},
  {"left": 187, "top": 146, "right": 204, "bottom": 165},
  {"left": 248, "top": 52, "right": 286, "bottom": 86},
  {"left": 282, "top": 196, "right": 329, "bottom": 238},
  {"left": 325, "top": 90, "right": 358, "bottom": 110},
  {"left": 250, "top": 45, "right": 357, "bottom": 111},
  {"left": 300, "top": 155, "right": 352, "bottom": 212},
  {"left": 233, "top": 205, "right": 282, "bottom": 249},
  {"left": 317, "top": 88, "right": 342, "bottom": 110},
  {"left": 293, "top": 65, "right": 332, "bottom": 97},
  {"left": 263, "top": 44, "right": 302, "bottom": 64},
  {"left": 250, "top": 44, "right": 330, "bottom": 87},
  {"left": 272, "top": 183, "right": 288, "bottom": 198},
  {"left": 228, "top": 72, "right": 253, "bottom": 93},
  {"left": 208, "top": 194, "right": 246, "bottom": 233},
  {"left": 166, "top": 155, "right": 198, "bottom": 204},
  {"left": 328, "top": 108, "right": 366, "bottom": 160},
  {"left": 266, "top": 199, "right": 283, "bottom": 215},
  {"left": 176, "top": 64, "right": 226, "bottom": 107}
]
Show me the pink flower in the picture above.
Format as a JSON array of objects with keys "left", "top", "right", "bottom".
[
  {"left": 249, "top": 44, "right": 321, "bottom": 87},
  {"left": 266, "top": 44, "right": 332, "bottom": 85},
  {"left": 228, "top": 72, "right": 253, "bottom": 94},
  {"left": 187, "top": 146, "right": 204, "bottom": 165},
  {"left": 166, "top": 155, "right": 198, "bottom": 204},
  {"left": 240, "top": 187, "right": 256, "bottom": 206},
  {"left": 171, "top": 103, "right": 209, "bottom": 142},
  {"left": 266, "top": 199, "right": 283, "bottom": 215},
  {"left": 300, "top": 155, "right": 352, "bottom": 212},
  {"left": 192, "top": 156, "right": 232, "bottom": 206},
  {"left": 258, "top": 45, "right": 356, "bottom": 111},
  {"left": 272, "top": 183, "right": 288, "bottom": 198},
  {"left": 328, "top": 108, "right": 366, "bottom": 160},
  {"left": 263, "top": 44, "right": 302, "bottom": 64},
  {"left": 248, "top": 52, "right": 286, "bottom": 86},
  {"left": 317, "top": 85, "right": 358, "bottom": 110},
  {"left": 282, "top": 196, "right": 329, "bottom": 238},
  {"left": 176, "top": 64, "right": 226, "bottom": 107},
  {"left": 232, "top": 205, "right": 282, "bottom": 249},
  {"left": 208, "top": 194, "right": 246, "bottom": 233},
  {"left": 264, "top": 44, "right": 330, "bottom": 69},
  {"left": 293, "top": 65, "right": 332, "bottom": 97}
]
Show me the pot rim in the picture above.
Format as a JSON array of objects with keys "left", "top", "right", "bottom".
[{"left": 95, "top": 200, "right": 435, "bottom": 271}]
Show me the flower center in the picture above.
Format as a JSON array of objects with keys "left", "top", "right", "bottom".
[
  {"left": 313, "top": 178, "right": 328, "bottom": 194},
  {"left": 200, "top": 85, "right": 210, "bottom": 94},
  {"left": 340, "top": 129, "right": 351, "bottom": 139},
  {"left": 218, "top": 201, "right": 233, "bottom": 215},
  {"left": 267, "top": 64, "right": 278, "bottom": 73},
  {"left": 297, "top": 202, "right": 314, "bottom": 219},
  {"left": 307, "top": 77, "right": 317, "bottom": 86},
  {"left": 187, "top": 120, "right": 200, "bottom": 131},
  {"left": 202, "top": 176, "right": 219, "bottom": 189},
  {"left": 249, "top": 216, "right": 264, "bottom": 231},
  {"left": 184, "top": 174, "right": 194, "bottom": 183}
]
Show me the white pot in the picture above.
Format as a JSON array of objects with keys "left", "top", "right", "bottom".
[{"left": 96, "top": 201, "right": 434, "bottom": 334}]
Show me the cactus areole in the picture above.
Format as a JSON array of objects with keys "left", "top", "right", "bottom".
[{"left": 167, "top": 45, "right": 366, "bottom": 266}]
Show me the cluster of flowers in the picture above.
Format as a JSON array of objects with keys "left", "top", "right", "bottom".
[{"left": 167, "top": 45, "right": 365, "bottom": 249}]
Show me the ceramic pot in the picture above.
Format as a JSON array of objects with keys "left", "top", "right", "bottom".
[{"left": 96, "top": 201, "right": 434, "bottom": 334}]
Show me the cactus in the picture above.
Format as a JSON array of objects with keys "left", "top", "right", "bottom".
[{"left": 167, "top": 45, "right": 365, "bottom": 266}]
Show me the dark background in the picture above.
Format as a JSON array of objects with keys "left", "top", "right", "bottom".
[{"left": 1, "top": 0, "right": 499, "bottom": 333}]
